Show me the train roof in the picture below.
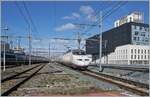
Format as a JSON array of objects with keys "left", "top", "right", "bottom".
[{"left": 65, "top": 49, "right": 86, "bottom": 55}]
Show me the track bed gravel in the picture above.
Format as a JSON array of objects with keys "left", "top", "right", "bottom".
[
  {"left": 1, "top": 64, "right": 40, "bottom": 80},
  {"left": 10, "top": 63, "right": 128, "bottom": 96},
  {"left": 88, "top": 66, "right": 149, "bottom": 84}
]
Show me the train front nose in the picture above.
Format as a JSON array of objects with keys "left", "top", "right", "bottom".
[
  {"left": 75, "top": 58, "right": 91, "bottom": 66},
  {"left": 84, "top": 58, "right": 92, "bottom": 66},
  {"left": 72, "top": 55, "right": 92, "bottom": 67}
]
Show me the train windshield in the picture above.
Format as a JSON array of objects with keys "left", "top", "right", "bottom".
[{"left": 72, "top": 50, "right": 86, "bottom": 55}]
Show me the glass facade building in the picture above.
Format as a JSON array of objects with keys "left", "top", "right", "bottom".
[
  {"left": 131, "top": 25, "right": 149, "bottom": 45},
  {"left": 86, "top": 22, "right": 149, "bottom": 60}
]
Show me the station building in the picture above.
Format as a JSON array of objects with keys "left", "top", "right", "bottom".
[{"left": 86, "top": 12, "right": 150, "bottom": 65}]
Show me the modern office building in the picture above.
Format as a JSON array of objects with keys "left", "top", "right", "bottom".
[
  {"left": 86, "top": 11, "right": 149, "bottom": 63},
  {"left": 86, "top": 22, "right": 149, "bottom": 60},
  {"left": 101, "top": 44, "right": 150, "bottom": 65},
  {"left": 114, "top": 11, "right": 144, "bottom": 27}
]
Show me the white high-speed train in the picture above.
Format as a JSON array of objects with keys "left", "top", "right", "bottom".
[{"left": 59, "top": 49, "right": 92, "bottom": 69}]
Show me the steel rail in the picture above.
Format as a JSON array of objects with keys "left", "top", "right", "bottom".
[
  {"left": 1, "top": 64, "right": 41, "bottom": 83},
  {"left": 1, "top": 65, "right": 45, "bottom": 96},
  {"left": 58, "top": 63, "right": 149, "bottom": 96},
  {"left": 82, "top": 70, "right": 149, "bottom": 96}
]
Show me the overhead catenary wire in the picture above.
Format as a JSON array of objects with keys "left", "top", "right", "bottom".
[
  {"left": 15, "top": 1, "right": 41, "bottom": 40},
  {"left": 83, "top": 1, "right": 128, "bottom": 33},
  {"left": 15, "top": 2, "right": 31, "bottom": 28},
  {"left": 22, "top": 2, "right": 41, "bottom": 40},
  {"left": 77, "top": 1, "right": 125, "bottom": 37},
  {"left": 78, "top": 2, "right": 117, "bottom": 33}
]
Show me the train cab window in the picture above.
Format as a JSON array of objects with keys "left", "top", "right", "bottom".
[
  {"left": 72, "top": 50, "right": 86, "bottom": 55},
  {"left": 77, "top": 59, "right": 82, "bottom": 61},
  {"left": 85, "top": 59, "right": 89, "bottom": 61}
]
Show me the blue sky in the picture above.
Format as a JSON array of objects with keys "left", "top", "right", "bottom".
[{"left": 1, "top": 1, "right": 149, "bottom": 56}]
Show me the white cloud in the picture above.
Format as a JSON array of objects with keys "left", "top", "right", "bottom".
[
  {"left": 80, "top": 6, "right": 94, "bottom": 15},
  {"left": 62, "top": 16, "right": 74, "bottom": 19},
  {"left": 62, "top": 6, "right": 97, "bottom": 22},
  {"left": 55, "top": 23, "right": 77, "bottom": 32},
  {"left": 79, "top": 5, "right": 97, "bottom": 22},
  {"left": 62, "top": 12, "right": 80, "bottom": 20},
  {"left": 72, "top": 12, "right": 80, "bottom": 18}
]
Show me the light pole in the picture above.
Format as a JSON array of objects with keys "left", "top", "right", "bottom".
[{"left": 1, "top": 26, "right": 8, "bottom": 71}]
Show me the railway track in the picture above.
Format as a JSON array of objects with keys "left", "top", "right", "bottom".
[
  {"left": 1, "top": 65, "right": 22, "bottom": 69},
  {"left": 1, "top": 64, "right": 45, "bottom": 96},
  {"left": 58, "top": 63, "right": 149, "bottom": 96},
  {"left": 81, "top": 70, "right": 149, "bottom": 96},
  {"left": 92, "top": 65, "right": 149, "bottom": 72},
  {"left": 103, "top": 66, "right": 149, "bottom": 72},
  {"left": 1, "top": 64, "right": 41, "bottom": 83}
]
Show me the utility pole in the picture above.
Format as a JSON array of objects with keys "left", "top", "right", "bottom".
[
  {"left": 99, "top": 11, "right": 102, "bottom": 72},
  {"left": 49, "top": 40, "right": 50, "bottom": 63},
  {"left": 3, "top": 36, "right": 6, "bottom": 71},
  {"left": 77, "top": 32, "right": 81, "bottom": 51},
  {"left": 1, "top": 26, "right": 8, "bottom": 71},
  {"left": 29, "top": 26, "right": 32, "bottom": 65},
  {"left": 73, "top": 23, "right": 99, "bottom": 51}
]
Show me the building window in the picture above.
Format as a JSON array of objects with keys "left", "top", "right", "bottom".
[
  {"left": 134, "top": 55, "right": 136, "bottom": 59},
  {"left": 135, "top": 49, "right": 136, "bottom": 54},
  {"left": 148, "top": 50, "right": 150, "bottom": 54},
  {"left": 136, "top": 26, "right": 140, "bottom": 30},
  {"left": 131, "top": 49, "right": 133, "bottom": 54},
  {"left": 131, "top": 55, "right": 133, "bottom": 59},
  {"left": 140, "top": 26, "right": 142, "bottom": 30},
  {"left": 145, "top": 39, "right": 149, "bottom": 42},
  {"left": 137, "top": 37, "right": 140, "bottom": 41},
  {"left": 133, "top": 37, "right": 136, "bottom": 41},
  {"left": 138, "top": 49, "right": 140, "bottom": 54},
  {"left": 145, "top": 50, "right": 146, "bottom": 54},
  {"left": 141, "top": 49, "right": 143, "bottom": 54},
  {"left": 135, "top": 31, "right": 139, "bottom": 35},
  {"left": 141, "top": 55, "right": 143, "bottom": 59},
  {"left": 141, "top": 33, "right": 145, "bottom": 36},
  {"left": 138, "top": 55, "right": 140, "bottom": 59},
  {"left": 145, "top": 55, "right": 146, "bottom": 59}
]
